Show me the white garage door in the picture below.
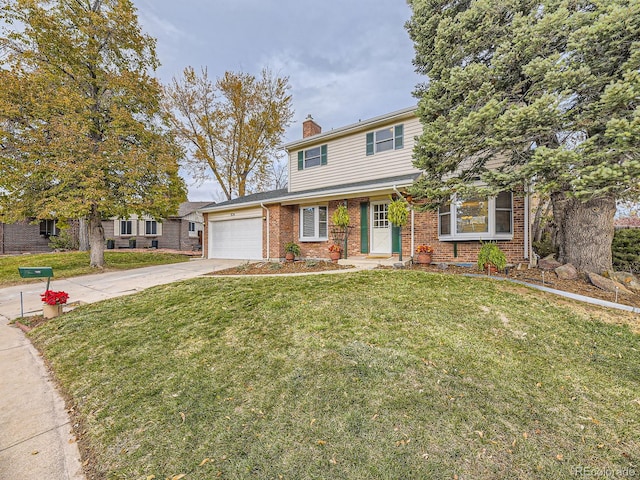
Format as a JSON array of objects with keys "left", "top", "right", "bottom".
[{"left": 210, "top": 217, "right": 263, "bottom": 259}]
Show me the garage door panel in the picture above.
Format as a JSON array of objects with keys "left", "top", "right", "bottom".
[{"left": 210, "top": 218, "right": 262, "bottom": 259}]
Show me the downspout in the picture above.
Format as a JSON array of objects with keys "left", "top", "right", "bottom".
[
  {"left": 261, "top": 203, "right": 270, "bottom": 261},
  {"left": 524, "top": 182, "right": 530, "bottom": 263}
]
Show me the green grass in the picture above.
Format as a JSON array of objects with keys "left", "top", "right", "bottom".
[
  {"left": 0, "top": 251, "right": 190, "bottom": 286},
  {"left": 29, "top": 271, "right": 639, "bottom": 479}
]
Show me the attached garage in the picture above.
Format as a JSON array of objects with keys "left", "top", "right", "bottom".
[{"left": 209, "top": 216, "right": 263, "bottom": 260}]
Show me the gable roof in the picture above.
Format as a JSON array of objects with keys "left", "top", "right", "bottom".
[
  {"left": 283, "top": 106, "right": 418, "bottom": 151},
  {"left": 175, "top": 202, "right": 212, "bottom": 218}
]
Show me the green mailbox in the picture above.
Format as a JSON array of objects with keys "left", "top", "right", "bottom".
[{"left": 18, "top": 266, "right": 54, "bottom": 291}]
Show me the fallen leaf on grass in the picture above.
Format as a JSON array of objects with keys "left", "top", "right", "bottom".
[
  {"left": 556, "top": 454, "right": 564, "bottom": 461},
  {"left": 199, "top": 458, "right": 211, "bottom": 466},
  {"left": 180, "top": 412, "right": 186, "bottom": 423}
]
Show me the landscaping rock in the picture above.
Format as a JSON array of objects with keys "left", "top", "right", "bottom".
[
  {"left": 555, "top": 263, "right": 578, "bottom": 280},
  {"left": 609, "top": 271, "right": 640, "bottom": 292},
  {"left": 539, "top": 254, "right": 562, "bottom": 270},
  {"left": 587, "top": 272, "right": 633, "bottom": 295}
]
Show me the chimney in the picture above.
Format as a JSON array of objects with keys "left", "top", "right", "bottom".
[{"left": 302, "top": 114, "right": 322, "bottom": 138}]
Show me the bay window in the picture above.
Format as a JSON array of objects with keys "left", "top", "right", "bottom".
[{"left": 439, "top": 192, "right": 513, "bottom": 240}]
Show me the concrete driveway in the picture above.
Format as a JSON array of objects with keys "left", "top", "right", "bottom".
[{"left": 0, "top": 257, "right": 243, "bottom": 480}]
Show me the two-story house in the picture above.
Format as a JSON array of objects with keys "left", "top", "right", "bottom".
[{"left": 200, "top": 107, "right": 532, "bottom": 265}]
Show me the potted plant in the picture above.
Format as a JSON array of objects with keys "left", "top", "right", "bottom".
[
  {"left": 128, "top": 237, "right": 137, "bottom": 249},
  {"left": 106, "top": 238, "right": 115, "bottom": 249},
  {"left": 284, "top": 242, "right": 300, "bottom": 262},
  {"left": 477, "top": 242, "right": 507, "bottom": 274},
  {"left": 40, "top": 290, "right": 69, "bottom": 319},
  {"left": 331, "top": 203, "right": 350, "bottom": 256},
  {"left": 328, "top": 243, "right": 342, "bottom": 262},
  {"left": 414, "top": 244, "right": 434, "bottom": 264},
  {"left": 388, "top": 196, "right": 409, "bottom": 261}
]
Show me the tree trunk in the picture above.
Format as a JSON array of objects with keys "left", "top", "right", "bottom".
[
  {"left": 78, "top": 217, "right": 90, "bottom": 251},
  {"left": 88, "top": 207, "right": 105, "bottom": 268},
  {"left": 551, "top": 193, "right": 616, "bottom": 274}
]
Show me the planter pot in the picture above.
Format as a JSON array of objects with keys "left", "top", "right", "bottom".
[
  {"left": 329, "top": 251, "right": 341, "bottom": 263},
  {"left": 106, "top": 239, "right": 115, "bottom": 249},
  {"left": 129, "top": 239, "right": 136, "bottom": 249},
  {"left": 43, "top": 304, "right": 63, "bottom": 319},
  {"left": 484, "top": 263, "right": 499, "bottom": 275},
  {"left": 285, "top": 252, "right": 295, "bottom": 262},
  {"left": 415, "top": 253, "right": 432, "bottom": 265}
]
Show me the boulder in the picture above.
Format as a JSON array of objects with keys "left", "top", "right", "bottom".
[
  {"left": 609, "top": 271, "right": 640, "bottom": 292},
  {"left": 555, "top": 263, "right": 578, "bottom": 280},
  {"left": 587, "top": 272, "right": 633, "bottom": 295},
  {"left": 538, "top": 254, "right": 562, "bottom": 270}
]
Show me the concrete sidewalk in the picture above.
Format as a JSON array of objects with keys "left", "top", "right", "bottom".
[{"left": 0, "top": 258, "right": 242, "bottom": 480}]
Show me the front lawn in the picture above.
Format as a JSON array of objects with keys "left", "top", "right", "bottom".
[
  {"left": 0, "top": 251, "right": 190, "bottom": 287},
  {"left": 30, "top": 271, "right": 639, "bottom": 479}
]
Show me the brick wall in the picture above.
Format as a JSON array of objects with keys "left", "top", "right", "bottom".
[
  {"left": 0, "top": 221, "right": 52, "bottom": 254},
  {"left": 264, "top": 194, "right": 528, "bottom": 264}
]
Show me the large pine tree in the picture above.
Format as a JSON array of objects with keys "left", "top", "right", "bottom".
[
  {"left": 0, "top": 0, "right": 186, "bottom": 267},
  {"left": 407, "top": 0, "right": 640, "bottom": 273}
]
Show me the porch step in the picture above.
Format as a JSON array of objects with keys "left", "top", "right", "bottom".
[{"left": 338, "top": 255, "right": 411, "bottom": 269}]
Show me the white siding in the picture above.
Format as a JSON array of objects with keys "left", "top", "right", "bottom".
[{"left": 289, "top": 116, "right": 422, "bottom": 192}]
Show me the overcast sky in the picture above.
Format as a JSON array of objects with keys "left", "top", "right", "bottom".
[{"left": 134, "top": 0, "right": 422, "bottom": 201}]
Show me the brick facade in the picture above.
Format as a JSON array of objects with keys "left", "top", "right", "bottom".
[
  {"left": 0, "top": 220, "right": 52, "bottom": 254},
  {"left": 254, "top": 194, "right": 528, "bottom": 264}
]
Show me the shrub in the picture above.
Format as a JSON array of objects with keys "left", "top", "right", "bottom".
[
  {"left": 48, "top": 228, "right": 78, "bottom": 251},
  {"left": 477, "top": 242, "right": 507, "bottom": 271},
  {"left": 612, "top": 228, "right": 640, "bottom": 273}
]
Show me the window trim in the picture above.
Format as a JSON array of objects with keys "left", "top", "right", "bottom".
[
  {"left": 366, "top": 124, "right": 404, "bottom": 156},
  {"left": 299, "top": 205, "right": 328, "bottom": 242},
  {"left": 144, "top": 220, "right": 158, "bottom": 236},
  {"left": 120, "top": 220, "right": 133, "bottom": 236},
  {"left": 438, "top": 192, "right": 513, "bottom": 241},
  {"left": 39, "top": 219, "right": 58, "bottom": 237},
  {"left": 298, "top": 144, "right": 328, "bottom": 170}
]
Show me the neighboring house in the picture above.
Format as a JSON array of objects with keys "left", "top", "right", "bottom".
[
  {"left": 0, "top": 219, "right": 61, "bottom": 254},
  {"left": 104, "top": 201, "right": 210, "bottom": 251},
  {"left": 200, "top": 107, "right": 532, "bottom": 265},
  {"left": 615, "top": 216, "right": 640, "bottom": 230}
]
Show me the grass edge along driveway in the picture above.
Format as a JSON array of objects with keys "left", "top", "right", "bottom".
[
  {"left": 30, "top": 270, "right": 640, "bottom": 479},
  {"left": 0, "top": 251, "right": 190, "bottom": 287}
]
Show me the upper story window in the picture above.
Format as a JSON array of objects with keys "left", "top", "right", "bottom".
[
  {"left": 366, "top": 124, "right": 404, "bottom": 155},
  {"left": 439, "top": 192, "right": 513, "bottom": 241},
  {"left": 298, "top": 145, "right": 327, "bottom": 170},
  {"left": 299, "top": 205, "right": 328, "bottom": 241},
  {"left": 39, "top": 219, "right": 57, "bottom": 237}
]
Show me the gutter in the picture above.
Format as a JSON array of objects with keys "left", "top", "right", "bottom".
[
  {"left": 284, "top": 106, "right": 417, "bottom": 151},
  {"left": 261, "top": 202, "right": 270, "bottom": 261}
]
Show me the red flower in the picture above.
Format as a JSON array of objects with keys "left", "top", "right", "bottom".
[
  {"left": 40, "top": 290, "right": 69, "bottom": 305},
  {"left": 328, "top": 244, "right": 342, "bottom": 253}
]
